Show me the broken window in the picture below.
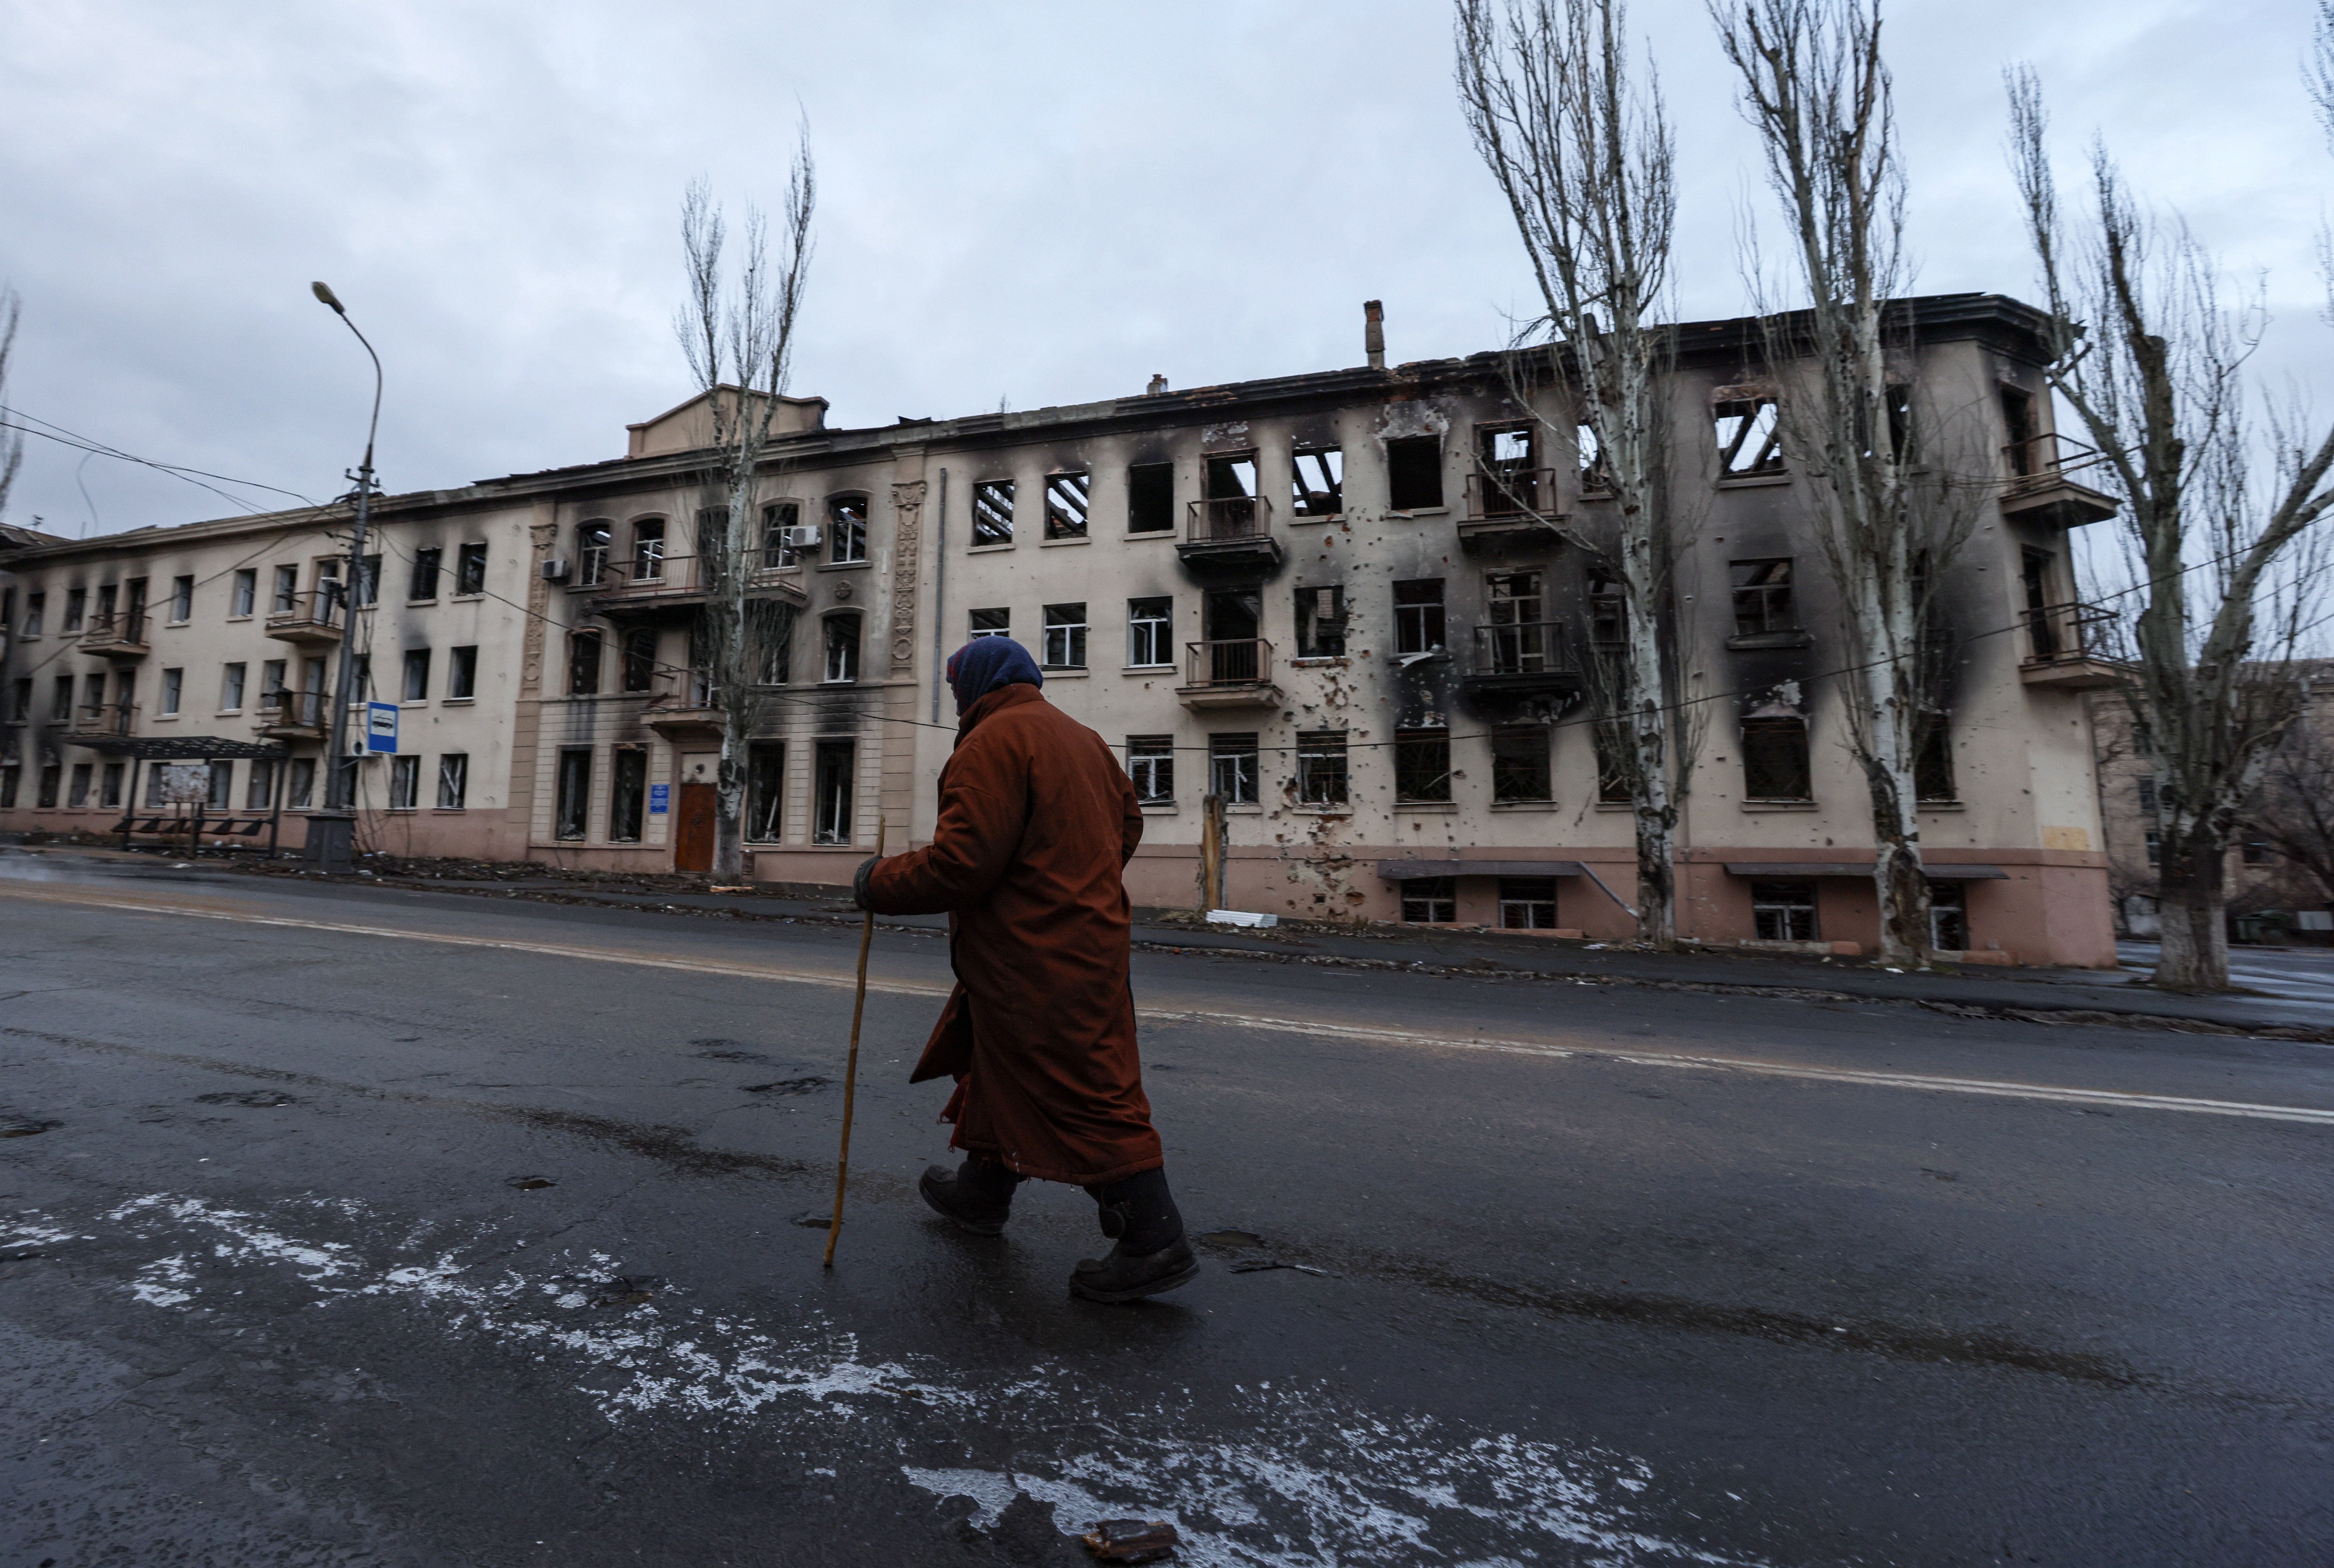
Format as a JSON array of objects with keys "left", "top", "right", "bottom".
[
  {"left": 762, "top": 502, "right": 801, "bottom": 569},
  {"left": 1595, "top": 724, "right": 1632, "bottom": 803},
  {"left": 578, "top": 521, "right": 613, "bottom": 586},
  {"left": 2001, "top": 385, "right": 2038, "bottom": 474},
  {"left": 568, "top": 631, "right": 602, "bottom": 696},
  {"left": 813, "top": 740, "right": 855, "bottom": 844},
  {"left": 555, "top": 749, "right": 592, "bottom": 840},
  {"left": 1491, "top": 726, "right": 1552, "bottom": 803},
  {"left": 388, "top": 755, "right": 419, "bottom": 811},
  {"left": 828, "top": 495, "right": 868, "bottom": 564},
  {"left": 272, "top": 566, "right": 299, "bottom": 613},
  {"left": 351, "top": 559, "right": 379, "bottom": 609},
  {"left": 288, "top": 758, "right": 316, "bottom": 810},
  {"left": 221, "top": 661, "right": 247, "bottom": 712},
  {"left": 1297, "top": 731, "right": 1349, "bottom": 806},
  {"left": 1201, "top": 454, "right": 1260, "bottom": 538},
  {"left": 632, "top": 519, "right": 667, "bottom": 581},
  {"left": 232, "top": 570, "right": 257, "bottom": 617},
  {"left": 1862, "top": 385, "right": 1912, "bottom": 463},
  {"left": 455, "top": 543, "right": 488, "bottom": 596},
  {"left": 448, "top": 646, "right": 478, "bottom": 700},
  {"left": 1475, "top": 424, "right": 1540, "bottom": 516},
  {"left": 63, "top": 587, "right": 85, "bottom": 631},
  {"left": 1714, "top": 397, "right": 1783, "bottom": 477},
  {"left": 1741, "top": 716, "right": 1812, "bottom": 800},
  {"left": 20, "top": 592, "right": 40, "bottom": 636},
  {"left": 1045, "top": 472, "right": 1091, "bottom": 540},
  {"left": 171, "top": 574, "right": 195, "bottom": 622},
  {"left": 621, "top": 628, "right": 657, "bottom": 693},
  {"left": 1126, "top": 736, "right": 1174, "bottom": 805},
  {"left": 1915, "top": 713, "right": 1955, "bottom": 803},
  {"left": 259, "top": 661, "right": 285, "bottom": 707},
  {"left": 1402, "top": 877, "right": 1456, "bottom": 924},
  {"left": 160, "top": 668, "right": 182, "bottom": 716},
  {"left": 1484, "top": 571, "right": 1550, "bottom": 673},
  {"left": 1386, "top": 435, "right": 1443, "bottom": 510},
  {"left": 34, "top": 762, "right": 58, "bottom": 808},
  {"left": 1127, "top": 463, "right": 1175, "bottom": 533},
  {"left": 1394, "top": 579, "right": 1446, "bottom": 656},
  {"left": 748, "top": 742, "right": 785, "bottom": 841},
  {"left": 968, "top": 608, "right": 1010, "bottom": 640},
  {"left": 1750, "top": 880, "right": 1818, "bottom": 941},
  {"left": 101, "top": 762, "right": 124, "bottom": 808},
  {"left": 1587, "top": 569, "right": 1625, "bottom": 646},
  {"left": 972, "top": 479, "right": 1015, "bottom": 546},
  {"left": 608, "top": 749, "right": 647, "bottom": 842},
  {"left": 1730, "top": 559, "right": 1796, "bottom": 636},
  {"left": 1127, "top": 597, "right": 1172, "bottom": 667},
  {"left": 410, "top": 547, "right": 442, "bottom": 601},
  {"left": 2022, "top": 550, "right": 2060, "bottom": 659},
  {"left": 50, "top": 673, "right": 74, "bottom": 720},
  {"left": 437, "top": 753, "right": 468, "bottom": 810},
  {"left": 1928, "top": 881, "right": 1967, "bottom": 950},
  {"left": 1209, "top": 733, "right": 1259, "bottom": 805},
  {"left": 401, "top": 648, "right": 429, "bottom": 702},
  {"left": 823, "top": 614, "right": 860, "bottom": 684},
  {"left": 1042, "top": 603, "right": 1088, "bottom": 669},
  {"left": 1291, "top": 448, "right": 1344, "bottom": 518},
  {"left": 1499, "top": 877, "right": 1559, "bottom": 930},
  {"left": 349, "top": 654, "right": 371, "bottom": 701},
  {"left": 1394, "top": 729, "right": 1452, "bottom": 803},
  {"left": 1578, "top": 422, "right": 1612, "bottom": 494},
  {"left": 1295, "top": 585, "right": 1346, "bottom": 659},
  {"left": 66, "top": 763, "right": 90, "bottom": 808}
]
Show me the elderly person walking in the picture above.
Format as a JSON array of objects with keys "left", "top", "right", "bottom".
[{"left": 854, "top": 637, "right": 1197, "bottom": 1303}]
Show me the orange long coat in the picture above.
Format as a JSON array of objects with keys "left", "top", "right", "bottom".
[{"left": 863, "top": 684, "right": 1163, "bottom": 1186}]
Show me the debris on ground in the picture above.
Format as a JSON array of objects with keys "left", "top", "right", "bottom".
[
  {"left": 1081, "top": 1518, "right": 1180, "bottom": 1563},
  {"left": 792, "top": 1211, "right": 836, "bottom": 1230},
  {"left": 741, "top": 1077, "right": 830, "bottom": 1096},
  {"left": 506, "top": 1175, "right": 556, "bottom": 1190},
  {"left": 559, "top": 1273, "right": 667, "bottom": 1308},
  {"left": 0, "top": 1116, "right": 57, "bottom": 1137},
  {"left": 194, "top": 1090, "right": 294, "bottom": 1108}
]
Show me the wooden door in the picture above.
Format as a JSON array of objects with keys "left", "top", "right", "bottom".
[{"left": 675, "top": 782, "right": 716, "bottom": 873}]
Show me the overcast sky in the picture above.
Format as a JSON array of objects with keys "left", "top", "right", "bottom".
[{"left": 0, "top": 0, "right": 2322, "bottom": 538}]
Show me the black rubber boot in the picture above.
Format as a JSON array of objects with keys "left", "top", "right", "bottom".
[
  {"left": 919, "top": 1155, "right": 1024, "bottom": 1237},
  {"left": 1071, "top": 1167, "right": 1199, "bottom": 1303}
]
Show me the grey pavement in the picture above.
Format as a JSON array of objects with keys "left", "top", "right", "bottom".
[{"left": 1, "top": 849, "right": 2330, "bottom": 1566}]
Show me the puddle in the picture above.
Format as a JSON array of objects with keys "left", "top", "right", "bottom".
[
  {"left": 195, "top": 1091, "right": 295, "bottom": 1108},
  {"left": 507, "top": 1176, "right": 557, "bottom": 1190}
]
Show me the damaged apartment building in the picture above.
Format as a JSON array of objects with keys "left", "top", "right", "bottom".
[{"left": 0, "top": 292, "right": 2119, "bottom": 964}]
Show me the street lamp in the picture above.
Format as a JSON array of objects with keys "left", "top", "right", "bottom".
[{"left": 305, "top": 280, "right": 383, "bottom": 874}]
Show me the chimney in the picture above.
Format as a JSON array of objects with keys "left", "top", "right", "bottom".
[
  {"left": 1146, "top": 374, "right": 1168, "bottom": 395},
  {"left": 1364, "top": 300, "right": 1385, "bottom": 370}
]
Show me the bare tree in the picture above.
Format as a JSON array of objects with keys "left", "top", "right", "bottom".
[
  {"left": 1714, "top": 0, "right": 1982, "bottom": 964},
  {"left": 2240, "top": 677, "right": 2334, "bottom": 907},
  {"left": 1455, "top": 0, "right": 1695, "bottom": 948},
  {"left": 2009, "top": 70, "right": 2334, "bottom": 990},
  {"left": 0, "top": 286, "right": 23, "bottom": 518},
  {"left": 674, "top": 141, "right": 816, "bottom": 882}
]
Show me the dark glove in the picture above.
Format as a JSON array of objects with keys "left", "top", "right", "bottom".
[{"left": 852, "top": 855, "right": 880, "bottom": 910}]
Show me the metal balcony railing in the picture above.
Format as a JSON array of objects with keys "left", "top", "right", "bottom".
[
  {"left": 2003, "top": 432, "right": 2107, "bottom": 488},
  {"left": 1185, "top": 638, "right": 1274, "bottom": 688},
  {"left": 66, "top": 701, "right": 138, "bottom": 737},
  {"left": 257, "top": 688, "right": 331, "bottom": 733},
  {"left": 1185, "top": 493, "right": 1273, "bottom": 544},
  {"left": 1464, "top": 467, "right": 1560, "bottom": 519},
  {"left": 1474, "top": 620, "right": 1574, "bottom": 676},
  {"left": 264, "top": 590, "right": 342, "bottom": 638},
  {"left": 2021, "top": 600, "right": 2118, "bottom": 665},
  {"left": 79, "top": 610, "right": 150, "bottom": 654}
]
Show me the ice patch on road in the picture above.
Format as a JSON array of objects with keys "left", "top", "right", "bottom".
[{"left": 30, "top": 1192, "right": 1763, "bottom": 1567}]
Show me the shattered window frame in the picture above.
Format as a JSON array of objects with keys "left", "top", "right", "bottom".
[
  {"left": 388, "top": 754, "right": 419, "bottom": 812},
  {"left": 271, "top": 566, "right": 299, "bottom": 613},
  {"left": 1928, "top": 881, "right": 1968, "bottom": 949},
  {"left": 762, "top": 501, "right": 802, "bottom": 570},
  {"left": 828, "top": 494, "right": 869, "bottom": 564},
  {"left": 967, "top": 608, "right": 1010, "bottom": 640},
  {"left": 1914, "top": 712, "right": 1955, "bottom": 803},
  {"left": 1587, "top": 568, "right": 1626, "bottom": 646},
  {"left": 409, "top": 547, "right": 442, "bottom": 602},
  {"left": 1750, "top": 880, "right": 1818, "bottom": 941},
  {"left": 448, "top": 645, "right": 479, "bottom": 701},
  {"left": 1498, "top": 877, "right": 1560, "bottom": 930},
  {"left": 1401, "top": 877, "right": 1457, "bottom": 924},
  {"left": 823, "top": 613, "right": 861, "bottom": 684},
  {"left": 1126, "top": 597, "right": 1172, "bottom": 668},
  {"left": 400, "top": 648, "right": 429, "bottom": 703},
  {"left": 1475, "top": 423, "right": 1540, "bottom": 517},
  {"left": 1490, "top": 725, "right": 1553, "bottom": 804},
  {"left": 631, "top": 518, "right": 667, "bottom": 582},
  {"left": 1126, "top": 735, "right": 1175, "bottom": 805},
  {"left": 554, "top": 748, "right": 592, "bottom": 841},
  {"left": 231, "top": 569, "right": 257, "bottom": 617},
  {"left": 170, "top": 574, "right": 195, "bottom": 622},
  {"left": 287, "top": 757, "right": 316, "bottom": 810},
  {"left": 1594, "top": 722, "right": 1632, "bottom": 804},
  {"left": 1296, "top": 730, "right": 1349, "bottom": 807},
  {"left": 621, "top": 628, "right": 658, "bottom": 693},
  {"left": 63, "top": 587, "right": 85, "bottom": 631},
  {"left": 608, "top": 748, "right": 647, "bottom": 842},
  {"left": 1386, "top": 435, "right": 1444, "bottom": 511},
  {"left": 813, "top": 739, "right": 856, "bottom": 845},
  {"left": 1729, "top": 559, "right": 1797, "bottom": 636},
  {"left": 66, "top": 762, "right": 90, "bottom": 807},
  {"left": 437, "top": 752, "right": 468, "bottom": 810},
  {"left": 1126, "top": 463, "right": 1175, "bottom": 534},
  {"left": 577, "top": 521, "right": 613, "bottom": 587},
  {"left": 1295, "top": 584, "right": 1347, "bottom": 659},
  {"left": 567, "top": 630, "right": 602, "bottom": 696},
  {"left": 455, "top": 542, "right": 489, "bottom": 597},
  {"left": 1394, "top": 729, "right": 1452, "bottom": 804},
  {"left": 1042, "top": 603, "right": 1089, "bottom": 670},
  {"left": 1290, "top": 447, "right": 1345, "bottom": 519},
  {"left": 1393, "top": 579, "right": 1446, "bottom": 656},
  {"left": 971, "top": 480, "right": 1016, "bottom": 547},
  {"left": 1714, "top": 397, "right": 1785, "bottom": 478},
  {"left": 1045, "top": 472, "right": 1092, "bottom": 541},
  {"left": 747, "top": 742, "right": 786, "bottom": 842},
  {"left": 1209, "top": 733, "right": 1259, "bottom": 806},
  {"left": 1577, "top": 421, "right": 1613, "bottom": 495},
  {"left": 1740, "top": 716, "right": 1813, "bottom": 801}
]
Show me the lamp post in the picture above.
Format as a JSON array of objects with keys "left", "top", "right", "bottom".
[{"left": 305, "top": 280, "right": 381, "bottom": 874}]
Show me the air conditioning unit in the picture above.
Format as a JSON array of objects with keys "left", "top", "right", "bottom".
[
  {"left": 782, "top": 525, "right": 822, "bottom": 549},
  {"left": 541, "top": 558, "right": 571, "bottom": 582}
]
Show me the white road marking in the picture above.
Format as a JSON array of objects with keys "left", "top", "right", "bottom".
[{"left": 7, "top": 881, "right": 2332, "bottom": 1128}]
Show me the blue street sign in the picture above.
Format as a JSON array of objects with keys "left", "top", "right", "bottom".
[
  {"left": 649, "top": 783, "right": 670, "bottom": 815},
  {"left": 366, "top": 702, "right": 399, "bottom": 754}
]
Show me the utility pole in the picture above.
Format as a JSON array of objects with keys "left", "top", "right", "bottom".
[{"left": 306, "top": 280, "right": 381, "bottom": 875}]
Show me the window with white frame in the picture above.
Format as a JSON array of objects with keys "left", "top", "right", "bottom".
[
  {"left": 1127, "top": 736, "right": 1174, "bottom": 804},
  {"left": 1127, "top": 597, "right": 1172, "bottom": 667},
  {"left": 1042, "top": 603, "right": 1088, "bottom": 669},
  {"left": 437, "top": 753, "right": 468, "bottom": 809}
]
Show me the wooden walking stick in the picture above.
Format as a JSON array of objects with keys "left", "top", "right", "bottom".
[{"left": 824, "top": 815, "right": 883, "bottom": 1268}]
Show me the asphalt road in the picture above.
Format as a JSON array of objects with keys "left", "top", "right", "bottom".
[
  {"left": 2118, "top": 939, "right": 2334, "bottom": 1019},
  {"left": 2, "top": 852, "right": 2330, "bottom": 1567}
]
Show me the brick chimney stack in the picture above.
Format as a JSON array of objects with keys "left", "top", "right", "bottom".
[{"left": 1364, "top": 300, "right": 1385, "bottom": 370}]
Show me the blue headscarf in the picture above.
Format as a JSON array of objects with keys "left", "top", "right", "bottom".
[{"left": 945, "top": 637, "right": 1044, "bottom": 716}]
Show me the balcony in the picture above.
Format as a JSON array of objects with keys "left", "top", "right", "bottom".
[
  {"left": 1458, "top": 468, "right": 1567, "bottom": 552},
  {"left": 1461, "top": 620, "right": 1580, "bottom": 702},
  {"left": 64, "top": 701, "right": 138, "bottom": 740},
  {"left": 256, "top": 688, "right": 331, "bottom": 740},
  {"left": 584, "top": 553, "right": 807, "bottom": 625},
  {"left": 1175, "top": 639, "right": 1283, "bottom": 709},
  {"left": 2019, "top": 600, "right": 2122, "bottom": 690},
  {"left": 1176, "top": 496, "right": 1283, "bottom": 576},
  {"left": 78, "top": 610, "right": 150, "bottom": 659},
  {"left": 2001, "top": 434, "right": 2119, "bottom": 528},
  {"left": 265, "top": 590, "right": 343, "bottom": 644},
  {"left": 641, "top": 669, "right": 726, "bottom": 741}
]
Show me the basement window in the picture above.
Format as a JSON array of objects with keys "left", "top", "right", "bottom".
[
  {"left": 1741, "top": 716, "right": 1812, "bottom": 801},
  {"left": 1499, "top": 877, "right": 1559, "bottom": 930},
  {"left": 1291, "top": 448, "right": 1344, "bottom": 517},
  {"left": 1402, "top": 877, "right": 1457, "bottom": 924},
  {"left": 1929, "top": 882, "right": 1967, "bottom": 950},
  {"left": 972, "top": 480, "right": 1015, "bottom": 546},
  {"left": 1045, "top": 472, "right": 1091, "bottom": 540},
  {"left": 1127, "top": 463, "right": 1175, "bottom": 533},
  {"left": 1714, "top": 397, "right": 1783, "bottom": 477},
  {"left": 1386, "top": 435, "right": 1443, "bottom": 510},
  {"left": 1750, "top": 881, "right": 1817, "bottom": 941}
]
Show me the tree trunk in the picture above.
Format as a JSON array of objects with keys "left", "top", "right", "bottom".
[{"left": 2153, "top": 828, "right": 2228, "bottom": 990}]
